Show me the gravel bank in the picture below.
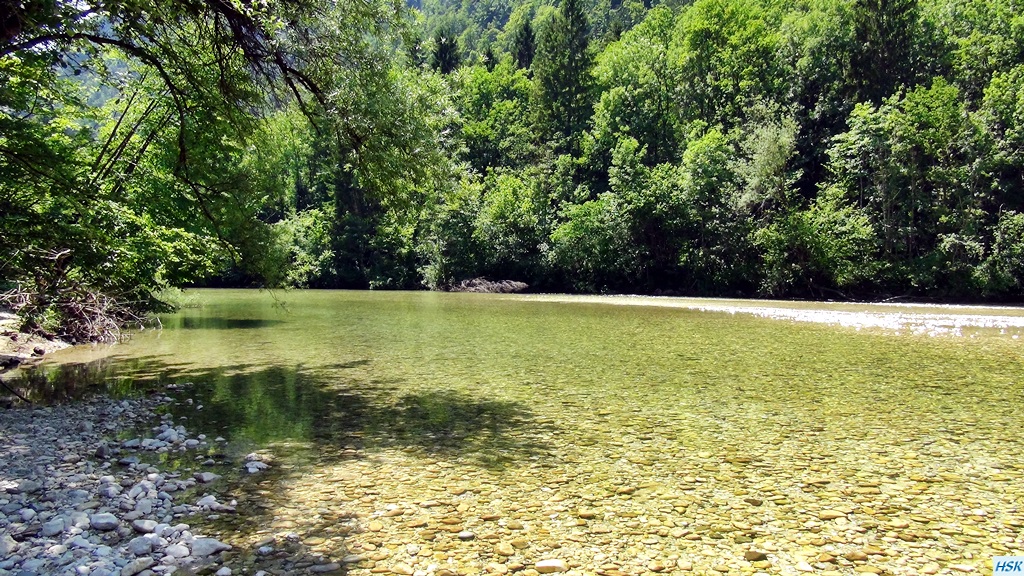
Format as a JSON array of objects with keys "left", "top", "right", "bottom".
[
  {"left": 0, "top": 392, "right": 239, "bottom": 576},
  {"left": 519, "top": 296, "right": 1024, "bottom": 337}
]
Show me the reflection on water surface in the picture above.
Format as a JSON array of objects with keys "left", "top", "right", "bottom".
[{"left": 7, "top": 290, "right": 1024, "bottom": 574}]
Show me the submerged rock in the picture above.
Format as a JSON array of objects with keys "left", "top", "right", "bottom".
[
  {"left": 194, "top": 472, "right": 221, "bottom": 483},
  {"left": 536, "top": 559, "right": 569, "bottom": 573},
  {"left": 191, "top": 537, "right": 232, "bottom": 557},
  {"left": 245, "top": 460, "right": 269, "bottom": 473}
]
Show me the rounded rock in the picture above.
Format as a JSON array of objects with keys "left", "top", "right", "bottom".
[
  {"left": 90, "top": 512, "right": 120, "bottom": 531},
  {"left": 536, "top": 559, "right": 568, "bottom": 574}
]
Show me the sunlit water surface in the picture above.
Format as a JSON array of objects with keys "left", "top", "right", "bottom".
[{"left": 9, "top": 290, "right": 1024, "bottom": 575}]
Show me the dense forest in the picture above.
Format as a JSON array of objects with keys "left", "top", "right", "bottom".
[{"left": 2, "top": 0, "right": 1024, "bottom": 339}]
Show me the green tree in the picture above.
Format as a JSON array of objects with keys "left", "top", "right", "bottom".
[
  {"left": 431, "top": 28, "right": 463, "bottom": 74},
  {"left": 753, "top": 188, "right": 878, "bottom": 297},
  {"left": 980, "top": 65, "right": 1024, "bottom": 214},
  {"left": 823, "top": 79, "right": 988, "bottom": 295},
  {"left": 511, "top": 16, "right": 537, "bottom": 70},
  {"left": 591, "top": 6, "right": 682, "bottom": 167},
  {"left": 474, "top": 172, "right": 549, "bottom": 281},
  {"left": 849, "top": 0, "right": 926, "bottom": 105},
  {"left": 533, "top": 0, "right": 596, "bottom": 150},
  {"left": 1, "top": 0, "right": 454, "bottom": 333},
  {"left": 549, "top": 192, "right": 642, "bottom": 292},
  {"left": 924, "top": 0, "right": 1023, "bottom": 102},
  {"left": 418, "top": 178, "right": 485, "bottom": 289},
  {"left": 673, "top": 0, "right": 789, "bottom": 130},
  {"left": 454, "top": 61, "right": 537, "bottom": 173}
]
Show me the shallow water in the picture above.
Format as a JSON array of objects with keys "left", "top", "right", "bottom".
[{"left": 8, "top": 290, "right": 1024, "bottom": 574}]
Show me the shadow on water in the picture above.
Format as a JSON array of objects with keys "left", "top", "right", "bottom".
[
  {"left": 1, "top": 358, "right": 561, "bottom": 571},
  {"left": 4, "top": 356, "right": 554, "bottom": 470},
  {"left": 2, "top": 356, "right": 175, "bottom": 403},
  {"left": 168, "top": 317, "right": 286, "bottom": 330}
]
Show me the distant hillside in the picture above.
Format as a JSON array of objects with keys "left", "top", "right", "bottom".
[{"left": 410, "top": 0, "right": 674, "bottom": 59}]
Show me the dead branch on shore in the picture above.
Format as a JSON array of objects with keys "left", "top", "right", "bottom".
[
  {"left": 0, "top": 282, "right": 148, "bottom": 344},
  {"left": 448, "top": 278, "right": 529, "bottom": 294}
]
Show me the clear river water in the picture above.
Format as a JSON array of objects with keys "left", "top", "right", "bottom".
[{"left": 10, "top": 289, "right": 1024, "bottom": 576}]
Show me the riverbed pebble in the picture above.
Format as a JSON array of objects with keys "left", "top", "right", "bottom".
[
  {"left": 0, "top": 394, "right": 241, "bottom": 576},
  {"left": 6, "top": 319, "right": 1024, "bottom": 576}
]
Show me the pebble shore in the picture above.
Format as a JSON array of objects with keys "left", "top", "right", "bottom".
[
  {"left": 0, "top": 392, "right": 239, "bottom": 576},
  {"left": 4, "top": 352, "right": 1024, "bottom": 576},
  {"left": 205, "top": 439, "right": 1024, "bottom": 576}
]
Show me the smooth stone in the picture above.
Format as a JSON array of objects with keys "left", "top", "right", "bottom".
[
  {"left": 132, "top": 519, "right": 158, "bottom": 533},
  {"left": 744, "top": 551, "right": 768, "bottom": 562},
  {"left": 245, "top": 461, "right": 269, "bottom": 473},
  {"left": 121, "top": 556, "right": 155, "bottom": 576},
  {"left": 216, "top": 568, "right": 233, "bottom": 576},
  {"left": 536, "top": 559, "right": 569, "bottom": 573},
  {"left": 68, "top": 489, "right": 90, "bottom": 503},
  {"left": 16, "top": 479, "right": 42, "bottom": 494},
  {"left": 191, "top": 537, "right": 232, "bottom": 556},
  {"left": 22, "top": 558, "right": 46, "bottom": 571},
  {"left": 496, "top": 543, "right": 516, "bottom": 556},
  {"left": 194, "top": 472, "right": 220, "bottom": 483},
  {"left": 41, "top": 517, "right": 65, "bottom": 537},
  {"left": 309, "top": 564, "right": 341, "bottom": 573},
  {"left": 90, "top": 513, "right": 120, "bottom": 531},
  {"left": 458, "top": 531, "right": 476, "bottom": 541},
  {"left": 128, "top": 536, "right": 153, "bottom": 555},
  {"left": 0, "top": 533, "right": 18, "bottom": 555},
  {"left": 818, "top": 511, "right": 846, "bottom": 520},
  {"left": 165, "top": 544, "right": 190, "bottom": 558}
]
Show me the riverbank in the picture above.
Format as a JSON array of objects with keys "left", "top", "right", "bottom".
[
  {"left": 0, "top": 392, "right": 244, "bottom": 576},
  {"left": 0, "top": 312, "right": 71, "bottom": 369}
]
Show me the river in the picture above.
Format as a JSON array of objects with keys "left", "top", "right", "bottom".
[{"left": 10, "top": 289, "right": 1024, "bottom": 575}]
